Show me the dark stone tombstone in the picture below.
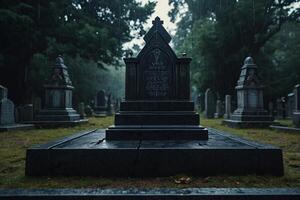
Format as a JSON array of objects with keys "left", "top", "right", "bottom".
[
  {"left": 293, "top": 84, "right": 300, "bottom": 127},
  {"left": 94, "top": 90, "right": 107, "bottom": 117},
  {"left": 204, "top": 88, "right": 216, "bottom": 119},
  {"left": 34, "top": 56, "right": 86, "bottom": 126},
  {"left": 223, "top": 57, "right": 274, "bottom": 128},
  {"left": 0, "top": 85, "right": 15, "bottom": 125},
  {"left": 224, "top": 95, "right": 231, "bottom": 119},
  {"left": 287, "top": 92, "right": 295, "bottom": 118},
  {"left": 197, "top": 93, "right": 205, "bottom": 112},
  {"left": 0, "top": 85, "right": 34, "bottom": 131},
  {"left": 106, "top": 17, "right": 208, "bottom": 140},
  {"left": 214, "top": 100, "right": 223, "bottom": 118}
]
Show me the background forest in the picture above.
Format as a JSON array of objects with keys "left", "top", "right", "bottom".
[
  {"left": 0, "top": 0, "right": 299, "bottom": 106},
  {"left": 169, "top": 0, "right": 300, "bottom": 103}
]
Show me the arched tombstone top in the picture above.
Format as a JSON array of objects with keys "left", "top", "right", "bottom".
[
  {"left": 244, "top": 56, "right": 254, "bottom": 65},
  {"left": 0, "top": 98, "right": 15, "bottom": 125},
  {"left": 0, "top": 85, "right": 8, "bottom": 100},
  {"left": 124, "top": 16, "right": 191, "bottom": 101}
]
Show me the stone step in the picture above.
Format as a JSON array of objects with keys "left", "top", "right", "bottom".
[
  {"left": 115, "top": 112, "right": 200, "bottom": 125},
  {"left": 106, "top": 125, "right": 208, "bottom": 140}
]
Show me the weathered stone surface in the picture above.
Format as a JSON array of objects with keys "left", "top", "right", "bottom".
[
  {"left": 26, "top": 128, "right": 283, "bottom": 177},
  {"left": 0, "top": 85, "right": 15, "bottom": 125},
  {"left": 0, "top": 85, "right": 8, "bottom": 100},
  {"left": 287, "top": 92, "right": 295, "bottom": 118},
  {"left": 34, "top": 56, "right": 82, "bottom": 125},
  {"left": 204, "top": 88, "right": 216, "bottom": 118},
  {"left": 1, "top": 188, "right": 299, "bottom": 200},
  {"left": 223, "top": 57, "right": 274, "bottom": 128},
  {"left": 293, "top": 84, "right": 300, "bottom": 127},
  {"left": 214, "top": 100, "right": 223, "bottom": 118},
  {"left": 106, "top": 17, "right": 208, "bottom": 140},
  {"left": 197, "top": 93, "right": 205, "bottom": 112},
  {"left": 224, "top": 95, "right": 231, "bottom": 119}
]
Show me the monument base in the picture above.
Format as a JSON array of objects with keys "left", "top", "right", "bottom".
[
  {"left": 26, "top": 128, "right": 283, "bottom": 177},
  {"left": 0, "top": 124, "right": 35, "bottom": 132},
  {"left": 222, "top": 119, "right": 277, "bottom": 128},
  {"left": 106, "top": 125, "right": 208, "bottom": 140}
]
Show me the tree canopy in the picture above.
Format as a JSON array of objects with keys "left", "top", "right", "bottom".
[
  {"left": 0, "top": 0, "right": 155, "bottom": 104},
  {"left": 169, "top": 0, "right": 300, "bottom": 100}
]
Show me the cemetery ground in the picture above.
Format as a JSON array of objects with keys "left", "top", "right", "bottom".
[{"left": 0, "top": 116, "right": 299, "bottom": 188}]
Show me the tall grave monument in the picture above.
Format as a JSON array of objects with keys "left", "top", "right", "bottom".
[
  {"left": 34, "top": 56, "right": 87, "bottom": 126},
  {"left": 26, "top": 17, "right": 283, "bottom": 177},
  {"left": 223, "top": 57, "right": 274, "bottom": 128},
  {"left": 106, "top": 17, "right": 208, "bottom": 140}
]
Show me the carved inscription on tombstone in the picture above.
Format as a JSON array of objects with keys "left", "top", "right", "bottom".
[{"left": 143, "top": 49, "right": 171, "bottom": 99}]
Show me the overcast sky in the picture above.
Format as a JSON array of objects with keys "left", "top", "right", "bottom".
[{"left": 124, "top": 0, "right": 177, "bottom": 49}]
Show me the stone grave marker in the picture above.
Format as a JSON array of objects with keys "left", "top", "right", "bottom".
[
  {"left": 293, "top": 84, "right": 300, "bottom": 127},
  {"left": 224, "top": 95, "right": 231, "bottom": 119},
  {"left": 223, "top": 57, "right": 274, "bottom": 128},
  {"left": 34, "top": 56, "right": 86, "bottom": 126},
  {"left": 204, "top": 88, "right": 216, "bottom": 118}
]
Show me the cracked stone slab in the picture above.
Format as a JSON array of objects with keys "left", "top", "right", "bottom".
[{"left": 25, "top": 128, "right": 283, "bottom": 177}]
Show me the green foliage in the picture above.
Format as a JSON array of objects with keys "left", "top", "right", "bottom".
[
  {"left": 169, "top": 0, "right": 300, "bottom": 99},
  {"left": 0, "top": 0, "right": 155, "bottom": 104}
]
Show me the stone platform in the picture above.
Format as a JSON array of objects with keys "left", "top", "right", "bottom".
[
  {"left": 1, "top": 188, "right": 299, "bottom": 200},
  {"left": 26, "top": 128, "right": 283, "bottom": 177},
  {"left": 0, "top": 124, "right": 35, "bottom": 132}
]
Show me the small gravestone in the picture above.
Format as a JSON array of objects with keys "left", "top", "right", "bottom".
[
  {"left": 78, "top": 102, "right": 86, "bottom": 119},
  {"left": 34, "top": 56, "right": 87, "bottom": 126},
  {"left": 197, "top": 93, "right": 205, "bottom": 112},
  {"left": 276, "top": 98, "right": 283, "bottom": 119},
  {"left": 0, "top": 86, "right": 15, "bottom": 125},
  {"left": 293, "top": 84, "right": 300, "bottom": 127},
  {"left": 0, "top": 85, "right": 34, "bottom": 131},
  {"left": 204, "top": 88, "right": 216, "bottom": 118},
  {"left": 214, "top": 100, "right": 223, "bottom": 118},
  {"left": 287, "top": 93, "right": 295, "bottom": 118},
  {"left": 94, "top": 90, "right": 107, "bottom": 117},
  {"left": 223, "top": 57, "right": 274, "bottom": 128},
  {"left": 224, "top": 95, "right": 231, "bottom": 119}
]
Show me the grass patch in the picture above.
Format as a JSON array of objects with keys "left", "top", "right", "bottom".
[{"left": 0, "top": 116, "right": 299, "bottom": 188}]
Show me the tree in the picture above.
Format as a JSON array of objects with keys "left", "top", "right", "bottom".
[
  {"left": 0, "top": 0, "right": 155, "bottom": 104},
  {"left": 169, "top": 0, "right": 300, "bottom": 98}
]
